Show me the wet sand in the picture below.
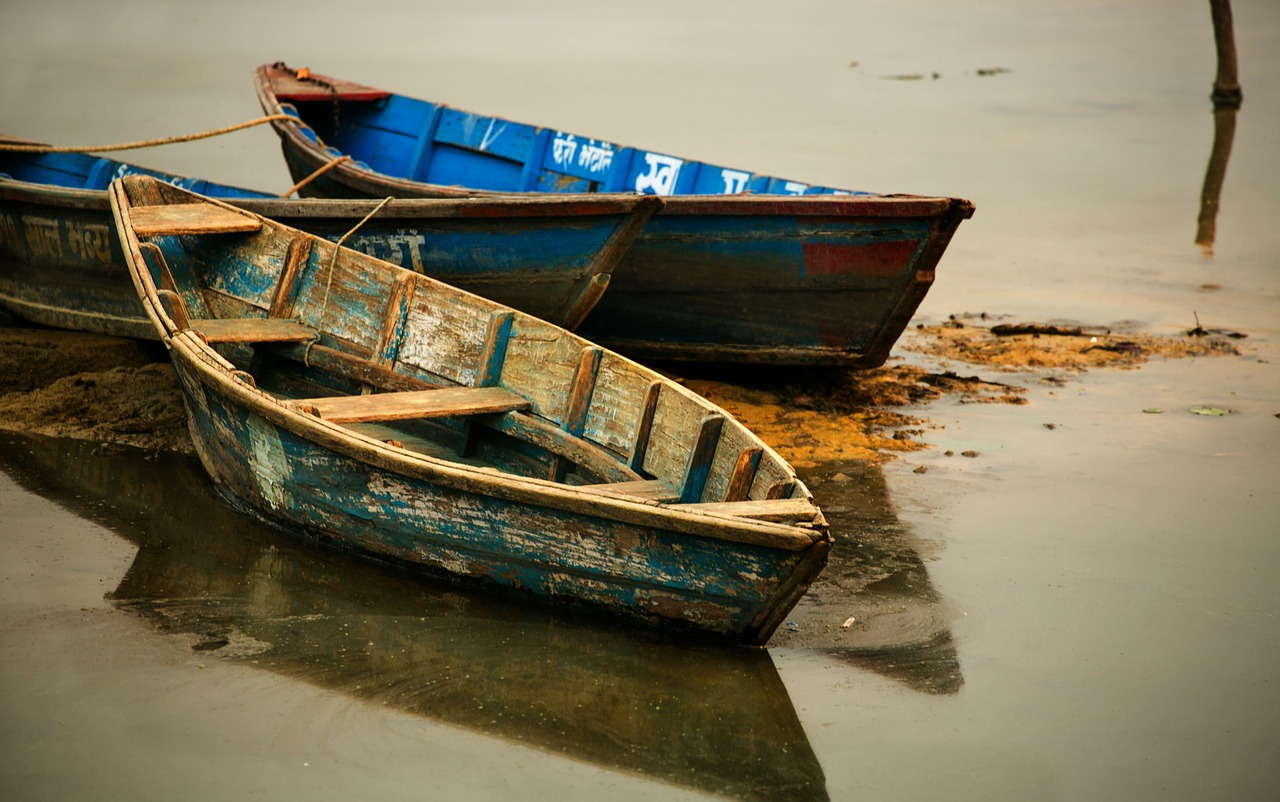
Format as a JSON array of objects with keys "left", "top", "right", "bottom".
[{"left": 3, "top": 1, "right": 1279, "bottom": 800}]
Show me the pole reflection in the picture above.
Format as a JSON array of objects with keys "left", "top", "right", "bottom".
[
  {"left": 1199, "top": 0, "right": 1243, "bottom": 257},
  {"left": 1196, "top": 101, "right": 1240, "bottom": 258}
]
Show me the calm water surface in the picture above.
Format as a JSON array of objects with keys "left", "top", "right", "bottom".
[{"left": 2, "top": 1, "right": 1278, "bottom": 800}]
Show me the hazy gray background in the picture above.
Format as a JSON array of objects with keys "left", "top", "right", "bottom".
[{"left": 3, "top": 1, "right": 1278, "bottom": 800}]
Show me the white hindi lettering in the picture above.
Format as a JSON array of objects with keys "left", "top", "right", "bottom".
[
  {"left": 479, "top": 120, "right": 507, "bottom": 151},
  {"left": 634, "top": 153, "right": 683, "bottom": 195},
  {"left": 551, "top": 133, "right": 578, "bottom": 166},
  {"left": 577, "top": 140, "right": 613, "bottom": 174},
  {"left": 720, "top": 169, "right": 750, "bottom": 194},
  {"left": 784, "top": 181, "right": 809, "bottom": 195}
]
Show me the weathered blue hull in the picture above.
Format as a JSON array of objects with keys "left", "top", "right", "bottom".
[
  {"left": 174, "top": 362, "right": 818, "bottom": 636},
  {"left": 257, "top": 63, "right": 975, "bottom": 365},
  {"left": 111, "top": 175, "right": 830, "bottom": 643},
  {"left": 1, "top": 147, "right": 657, "bottom": 338}
]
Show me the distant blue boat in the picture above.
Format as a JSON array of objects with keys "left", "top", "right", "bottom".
[
  {"left": 256, "top": 63, "right": 974, "bottom": 366},
  {"left": 0, "top": 139, "right": 657, "bottom": 338}
]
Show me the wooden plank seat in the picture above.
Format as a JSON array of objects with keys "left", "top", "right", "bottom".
[
  {"left": 678, "top": 498, "right": 819, "bottom": 523},
  {"left": 190, "top": 317, "right": 318, "bottom": 344},
  {"left": 577, "top": 480, "right": 681, "bottom": 503},
  {"left": 285, "top": 386, "right": 530, "bottom": 424},
  {"left": 130, "top": 203, "right": 262, "bottom": 237}
]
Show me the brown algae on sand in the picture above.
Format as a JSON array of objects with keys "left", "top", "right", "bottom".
[
  {"left": 0, "top": 316, "right": 1248, "bottom": 467},
  {"left": 904, "top": 317, "right": 1242, "bottom": 372}
]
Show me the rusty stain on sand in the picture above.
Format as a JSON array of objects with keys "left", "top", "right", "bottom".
[{"left": 0, "top": 322, "right": 1249, "bottom": 468}]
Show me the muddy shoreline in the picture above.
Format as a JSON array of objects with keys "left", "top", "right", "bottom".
[{"left": 0, "top": 319, "right": 1242, "bottom": 466}]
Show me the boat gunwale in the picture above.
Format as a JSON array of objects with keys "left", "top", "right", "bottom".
[
  {"left": 0, "top": 172, "right": 668, "bottom": 221},
  {"left": 0, "top": 175, "right": 109, "bottom": 211}
]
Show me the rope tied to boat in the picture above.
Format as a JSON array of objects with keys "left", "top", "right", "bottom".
[
  {"left": 0, "top": 114, "right": 302, "bottom": 154},
  {"left": 317, "top": 196, "right": 396, "bottom": 331},
  {"left": 280, "top": 154, "right": 352, "bottom": 198}
]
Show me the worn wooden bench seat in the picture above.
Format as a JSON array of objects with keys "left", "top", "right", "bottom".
[
  {"left": 130, "top": 203, "right": 262, "bottom": 237},
  {"left": 577, "top": 479, "right": 680, "bottom": 503},
  {"left": 285, "top": 386, "right": 530, "bottom": 424},
  {"left": 190, "top": 317, "right": 318, "bottom": 344},
  {"left": 679, "top": 497, "right": 819, "bottom": 523}
]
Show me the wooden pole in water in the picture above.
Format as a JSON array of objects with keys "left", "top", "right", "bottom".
[{"left": 1209, "top": 0, "right": 1243, "bottom": 107}]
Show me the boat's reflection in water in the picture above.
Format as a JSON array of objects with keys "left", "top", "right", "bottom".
[
  {"left": 0, "top": 433, "right": 963, "bottom": 801},
  {"left": 795, "top": 461, "right": 964, "bottom": 696}
]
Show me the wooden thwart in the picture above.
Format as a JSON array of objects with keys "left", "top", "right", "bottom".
[
  {"left": 129, "top": 203, "right": 262, "bottom": 237},
  {"left": 681, "top": 498, "right": 818, "bottom": 523},
  {"left": 190, "top": 317, "right": 317, "bottom": 344},
  {"left": 578, "top": 479, "right": 680, "bottom": 503},
  {"left": 287, "top": 386, "right": 530, "bottom": 423}
]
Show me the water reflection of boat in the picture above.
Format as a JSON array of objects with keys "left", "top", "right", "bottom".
[
  {"left": 773, "top": 460, "right": 965, "bottom": 695},
  {"left": 0, "top": 433, "right": 829, "bottom": 802}
]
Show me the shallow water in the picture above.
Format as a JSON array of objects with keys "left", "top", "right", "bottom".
[{"left": 2, "top": 1, "right": 1279, "bottom": 800}]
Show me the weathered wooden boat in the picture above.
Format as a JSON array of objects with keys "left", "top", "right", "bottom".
[
  {"left": 1, "top": 141, "right": 658, "bottom": 338},
  {"left": 256, "top": 62, "right": 975, "bottom": 366},
  {"left": 109, "top": 174, "right": 831, "bottom": 643}
]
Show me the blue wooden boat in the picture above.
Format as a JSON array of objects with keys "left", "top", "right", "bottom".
[
  {"left": 256, "top": 62, "right": 975, "bottom": 366},
  {"left": 0, "top": 139, "right": 658, "bottom": 338},
  {"left": 109, "top": 175, "right": 831, "bottom": 644}
]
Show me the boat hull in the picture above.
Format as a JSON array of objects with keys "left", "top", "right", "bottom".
[
  {"left": 166, "top": 331, "right": 825, "bottom": 642},
  {"left": 260, "top": 64, "right": 975, "bottom": 365},
  {"left": 0, "top": 433, "right": 828, "bottom": 798}
]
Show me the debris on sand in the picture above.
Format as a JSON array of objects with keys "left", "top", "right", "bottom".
[{"left": 904, "top": 316, "right": 1241, "bottom": 372}]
